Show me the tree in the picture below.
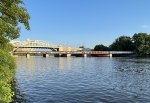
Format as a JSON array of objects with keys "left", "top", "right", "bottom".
[
  {"left": 0, "top": 0, "right": 30, "bottom": 102},
  {"left": 109, "top": 36, "right": 134, "bottom": 51},
  {"left": 0, "top": 0, "right": 30, "bottom": 41},
  {"left": 94, "top": 44, "right": 109, "bottom": 51},
  {"left": 133, "top": 33, "right": 150, "bottom": 55},
  {"left": 79, "top": 46, "right": 85, "bottom": 49}
]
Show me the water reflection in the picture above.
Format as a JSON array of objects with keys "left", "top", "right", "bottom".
[
  {"left": 12, "top": 79, "right": 27, "bottom": 103},
  {"left": 15, "top": 57, "right": 150, "bottom": 103}
]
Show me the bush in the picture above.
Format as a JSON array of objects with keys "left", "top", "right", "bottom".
[{"left": 0, "top": 49, "right": 16, "bottom": 103}]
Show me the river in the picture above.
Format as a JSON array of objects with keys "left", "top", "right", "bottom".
[{"left": 14, "top": 57, "right": 150, "bottom": 103}]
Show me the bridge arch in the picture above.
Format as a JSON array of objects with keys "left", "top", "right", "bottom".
[
  {"left": 10, "top": 39, "right": 83, "bottom": 52},
  {"left": 10, "top": 39, "right": 59, "bottom": 52}
]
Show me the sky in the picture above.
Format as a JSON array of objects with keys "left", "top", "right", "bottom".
[{"left": 19, "top": 0, "right": 150, "bottom": 48}]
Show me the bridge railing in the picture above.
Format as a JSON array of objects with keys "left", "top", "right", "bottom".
[
  {"left": 109, "top": 51, "right": 134, "bottom": 54},
  {"left": 88, "top": 51, "right": 134, "bottom": 54},
  {"left": 13, "top": 50, "right": 134, "bottom": 55},
  {"left": 89, "top": 51, "right": 109, "bottom": 54}
]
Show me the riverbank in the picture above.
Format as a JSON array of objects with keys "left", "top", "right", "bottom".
[{"left": 0, "top": 49, "right": 16, "bottom": 103}]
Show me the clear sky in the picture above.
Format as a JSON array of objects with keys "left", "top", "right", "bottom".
[{"left": 19, "top": 0, "right": 150, "bottom": 48}]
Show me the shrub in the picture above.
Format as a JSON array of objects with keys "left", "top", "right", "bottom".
[{"left": 0, "top": 49, "right": 16, "bottom": 103}]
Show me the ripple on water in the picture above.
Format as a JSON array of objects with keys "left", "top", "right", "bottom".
[{"left": 15, "top": 57, "right": 150, "bottom": 103}]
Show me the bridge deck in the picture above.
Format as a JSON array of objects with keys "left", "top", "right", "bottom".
[{"left": 13, "top": 51, "right": 134, "bottom": 55}]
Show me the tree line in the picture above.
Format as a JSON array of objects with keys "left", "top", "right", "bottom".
[
  {"left": 0, "top": 0, "right": 30, "bottom": 102},
  {"left": 94, "top": 33, "right": 150, "bottom": 56}
]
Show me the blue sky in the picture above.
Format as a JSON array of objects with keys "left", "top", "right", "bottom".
[{"left": 19, "top": 0, "right": 150, "bottom": 48}]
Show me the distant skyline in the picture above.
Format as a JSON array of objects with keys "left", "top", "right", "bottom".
[{"left": 19, "top": 0, "right": 150, "bottom": 48}]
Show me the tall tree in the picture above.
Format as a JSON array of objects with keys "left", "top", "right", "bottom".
[
  {"left": 109, "top": 36, "right": 134, "bottom": 51},
  {"left": 0, "top": 0, "right": 30, "bottom": 41},
  {"left": 94, "top": 44, "right": 109, "bottom": 51},
  {"left": 133, "top": 33, "right": 150, "bottom": 55},
  {"left": 0, "top": 0, "right": 30, "bottom": 102}
]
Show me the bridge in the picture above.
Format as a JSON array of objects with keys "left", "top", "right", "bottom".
[
  {"left": 10, "top": 39, "right": 83, "bottom": 52},
  {"left": 10, "top": 39, "right": 134, "bottom": 58}
]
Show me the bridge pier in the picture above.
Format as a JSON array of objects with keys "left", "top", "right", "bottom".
[
  {"left": 26, "top": 54, "right": 30, "bottom": 58},
  {"left": 66, "top": 54, "right": 71, "bottom": 57},
  {"left": 109, "top": 53, "right": 112, "bottom": 57},
  {"left": 83, "top": 54, "right": 87, "bottom": 57},
  {"left": 54, "top": 53, "right": 72, "bottom": 57},
  {"left": 43, "top": 54, "right": 49, "bottom": 58}
]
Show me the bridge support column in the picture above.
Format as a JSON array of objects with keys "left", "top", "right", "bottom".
[
  {"left": 43, "top": 54, "right": 49, "bottom": 58},
  {"left": 83, "top": 54, "right": 87, "bottom": 57},
  {"left": 26, "top": 54, "right": 30, "bottom": 58},
  {"left": 66, "top": 54, "right": 71, "bottom": 57},
  {"left": 109, "top": 53, "right": 112, "bottom": 57}
]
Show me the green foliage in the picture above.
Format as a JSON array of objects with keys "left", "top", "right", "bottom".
[
  {"left": 94, "top": 44, "right": 109, "bottom": 51},
  {"left": 0, "top": 49, "right": 16, "bottom": 103},
  {"left": 0, "top": 0, "right": 30, "bottom": 40},
  {"left": 109, "top": 36, "right": 134, "bottom": 51},
  {"left": 0, "top": 0, "right": 30, "bottom": 102},
  {"left": 0, "top": 36, "right": 14, "bottom": 51},
  {"left": 94, "top": 33, "right": 150, "bottom": 56},
  {"left": 133, "top": 33, "right": 150, "bottom": 56}
]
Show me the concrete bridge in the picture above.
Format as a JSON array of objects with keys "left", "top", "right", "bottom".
[
  {"left": 13, "top": 51, "right": 134, "bottom": 58},
  {"left": 10, "top": 39, "right": 134, "bottom": 58}
]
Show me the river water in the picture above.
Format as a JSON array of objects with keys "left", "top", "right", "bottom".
[{"left": 15, "top": 57, "right": 150, "bottom": 103}]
